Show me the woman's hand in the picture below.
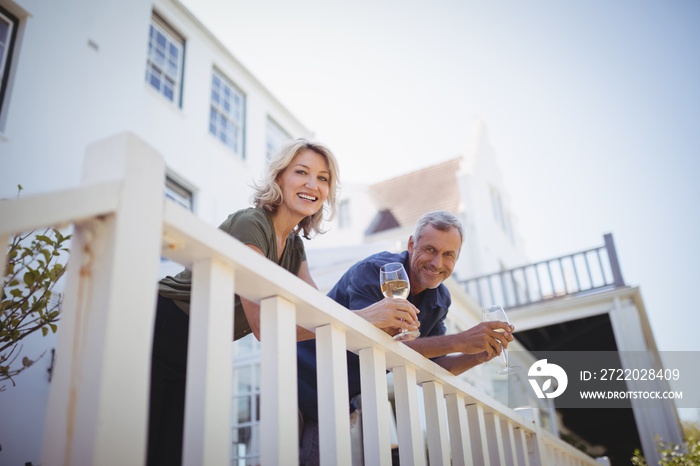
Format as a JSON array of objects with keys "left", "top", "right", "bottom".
[{"left": 355, "top": 298, "right": 420, "bottom": 334}]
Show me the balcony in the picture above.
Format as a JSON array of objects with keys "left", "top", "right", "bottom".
[
  {"left": 459, "top": 234, "right": 626, "bottom": 311},
  {"left": 1, "top": 133, "right": 605, "bottom": 465}
]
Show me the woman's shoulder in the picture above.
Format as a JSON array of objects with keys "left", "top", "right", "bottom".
[{"left": 220, "top": 207, "right": 271, "bottom": 232}]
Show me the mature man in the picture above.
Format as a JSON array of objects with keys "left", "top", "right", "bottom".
[{"left": 297, "top": 210, "right": 514, "bottom": 464}]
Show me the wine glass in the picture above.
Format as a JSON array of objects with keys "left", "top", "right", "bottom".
[
  {"left": 482, "top": 305, "right": 520, "bottom": 375},
  {"left": 379, "top": 262, "right": 420, "bottom": 342}
]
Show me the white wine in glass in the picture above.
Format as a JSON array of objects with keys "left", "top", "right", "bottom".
[
  {"left": 379, "top": 262, "right": 419, "bottom": 342},
  {"left": 482, "top": 305, "right": 520, "bottom": 375}
]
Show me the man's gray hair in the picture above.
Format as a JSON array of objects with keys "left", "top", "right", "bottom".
[{"left": 413, "top": 211, "right": 464, "bottom": 243}]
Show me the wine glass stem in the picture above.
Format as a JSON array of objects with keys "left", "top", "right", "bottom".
[{"left": 500, "top": 344, "right": 509, "bottom": 367}]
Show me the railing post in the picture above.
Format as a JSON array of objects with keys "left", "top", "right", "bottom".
[
  {"left": 466, "top": 403, "right": 490, "bottom": 465},
  {"left": 603, "top": 233, "right": 625, "bottom": 287},
  {"left": 484, "top": 411, "right": 507, "bottom": 465},
  {"left": 41, "top": 133, "right": 164, "bottom": 466},
  {"left": 445, "top": 393, "right": 471, "bottom": 466},
  {"left": 182, "top": 258, "right": 234, "bottom": 465},
  {"left": 260, "top": 296, "right": 299, "bottom": 465},
  {"left": 422, "top": 381, "right": 450, "bottom": 466},
  {"left": 359, "top": 346, "right": 392, "bottom": 466},
  {"left": 316, "top": 324, "right": 352, "bottom": 466},
  {"left": 393, "top": 365, "right": 426, "bottom": 466}
]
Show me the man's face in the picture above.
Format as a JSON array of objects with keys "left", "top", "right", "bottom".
[{"left": 407, "top": 225, "right": 462, "bottom": 295}]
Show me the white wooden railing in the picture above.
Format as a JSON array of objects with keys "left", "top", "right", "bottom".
[{"left": 0, "top": 133, "right": 603, "bottom": 466}]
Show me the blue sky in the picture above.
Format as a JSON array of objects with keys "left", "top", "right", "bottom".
[{"left": 183, "top": 0, "right": 700, "bottom": 415}]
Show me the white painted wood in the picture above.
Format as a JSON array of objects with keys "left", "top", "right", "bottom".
[
  {"left": 445, "top": 392, "right": 471, "bottom": 466},
  {"left": 0, "top": 181, "right": 122, "bottom": 235},
  {"left": 359, "top": 346, "right": 392, "bottom": 466},
  {"left": 41, "top": 133, "right": 164, "bottom": 466},
  {"left": 500, "top": 418, "right": 518, "bottom": 466},
  {"left": 515, "top": 428, "right": 530, "bottom": 466},
  {"left": 484, "top": 411, "right": 506, "bottom": 466},
  {"left": 393, "top": 365, "right": 425, "bottom": 466},
  {"left": 182, "top": 258, "right": 234, "bottom": 465},
  {"left": 316, "top": 324, "right": 352, "bottom": 466},
  {"left": 466, "top": 403, "right": 490, "bottom": 465},
  {"left": 260, "top": 296, "right": 299, "bottom": 466},
  {"left": 422, "top": 381, "right": 450, "bottom": 466}
]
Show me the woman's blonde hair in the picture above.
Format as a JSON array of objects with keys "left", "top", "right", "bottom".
[{"left": 252, "top": 138, "right": 340, "bottom": 239}]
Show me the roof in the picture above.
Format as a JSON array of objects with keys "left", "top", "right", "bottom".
[{"left": 367, "top": 157, "right": 462, "bottom": 233}]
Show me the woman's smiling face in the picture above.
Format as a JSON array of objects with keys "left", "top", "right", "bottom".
[{"left": 276, "top": 149, "right": 330, "bottom": 220}]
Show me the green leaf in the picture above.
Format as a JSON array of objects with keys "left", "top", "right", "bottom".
[
  {"left": 23, "top": 270, "right": 36, "bottom": 286},
  {"left": 10, "top": 289, "right": 23, "bottom": 298},
  {"left": 41, "top": 327, "right": 48, "bottom": 336},
  {"left": 35, "top": 235, "right": 54, "bottom": 246},
  {"left": 40, "top": 248, "right": 51, "bottom": 262},
  {"left": 49, "top": 324, "right": 58, "bottom": 333}
]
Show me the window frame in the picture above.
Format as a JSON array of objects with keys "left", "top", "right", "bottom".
[
  {"left": 0, "top": 5, "right": 19, "bottom": 120},
  {"left": 209, "top": 68, "right": 246, "bottom": 158},
  {"left": 164, "top": 175, "right": 194, "bottom": 211},
  {"left": 145, "top": 12, "right": 185, "bottom": 107},
  {"left": 265, "top": 116, "right": 291, "bottom": 161}
]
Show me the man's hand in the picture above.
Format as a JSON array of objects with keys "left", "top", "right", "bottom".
[
  {"left": 355, "top": 298, "right": 420, "bottom": 335},
  {"left": 406, "top": 321, "right": 515, "bottom": 375},
  {"left": 453, "top": 321, "right": 514, "bottom": 358}
]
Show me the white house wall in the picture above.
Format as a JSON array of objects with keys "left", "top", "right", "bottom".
[{"left": 1, "top": 0, "right": 310, "bottom": 222}]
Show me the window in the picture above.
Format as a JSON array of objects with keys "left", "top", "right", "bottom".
[
  {"left": 338, "top": 199, "right": 351, "bottom": 229},
  {"left": 209, "top": 69, "right": 246, "bottom": 157},
  {"left": 0, "top": 5, "right": 18, "bottom": 117},
  {"left": 145, "top": 13, "right": 184, "bottom": 105},
  {"left": 164, "top": 176, "right": 193, "bottom": 211},
  {"left": 231, "top": 337, "right": 262, "bottom": 464},
  {"left": 490, "top": 186, "right": 513, "bottom": 240},
  {"left": 265, "top": 116, "right": 291, "bottom": 160},
  {"left": 232, "top": 362, "right": 260, "bottom": 464}
]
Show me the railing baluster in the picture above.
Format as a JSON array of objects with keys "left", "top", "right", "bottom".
[
  {"left": 393, "top": 366, "right": 425, "bottom": 466},
  {"left": 535, "top": 263, "right": 545, "bottom": 301},
  {"left": 500, "top": 418, "right": 518, "bottom": 466},
  {"left": 359, "top": 346, "right": 392, "bottom": 466},
  {"left": 445, "top": 393, "right": 471, "bottom": 466},
  {"left": 466, "top": 403, "right": 490, "bottom": 465},
  {"left": 316, "top": 324, "right": 352, "bottom": 466},
  {"left": 515, "top": 428, "right": 530, "bottom": 466},
  {"left": 260, "top": 296, "right": 299, "bottom": 466},
  {"left": 558, "top": 258, "right": 567, "bottom": 294},
  {"left": 422, "top": 381, "right": 450, "bottom": 466},
  {"left": 521, "top": 266, "right": 532, "bottom": 305},
  {"left": 484, "top": 411, "right": 506, "bottom": 465},
  {"left": 184, "top": 258, "right": 235, "bottom": 465},
  {"left": 595, "top": 247, "right": 607, "bottom": 286},
  {"left": 570, "top": 254, "right": 582, "bottom": 292}
]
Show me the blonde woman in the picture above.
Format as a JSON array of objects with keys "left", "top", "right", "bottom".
[{"left": 148, "top": 139, "right": 340, "bottom": 465}]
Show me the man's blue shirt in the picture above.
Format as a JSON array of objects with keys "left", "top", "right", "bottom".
[{"left": 297, "top": 250, "right": 451, "bottom": 420}]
